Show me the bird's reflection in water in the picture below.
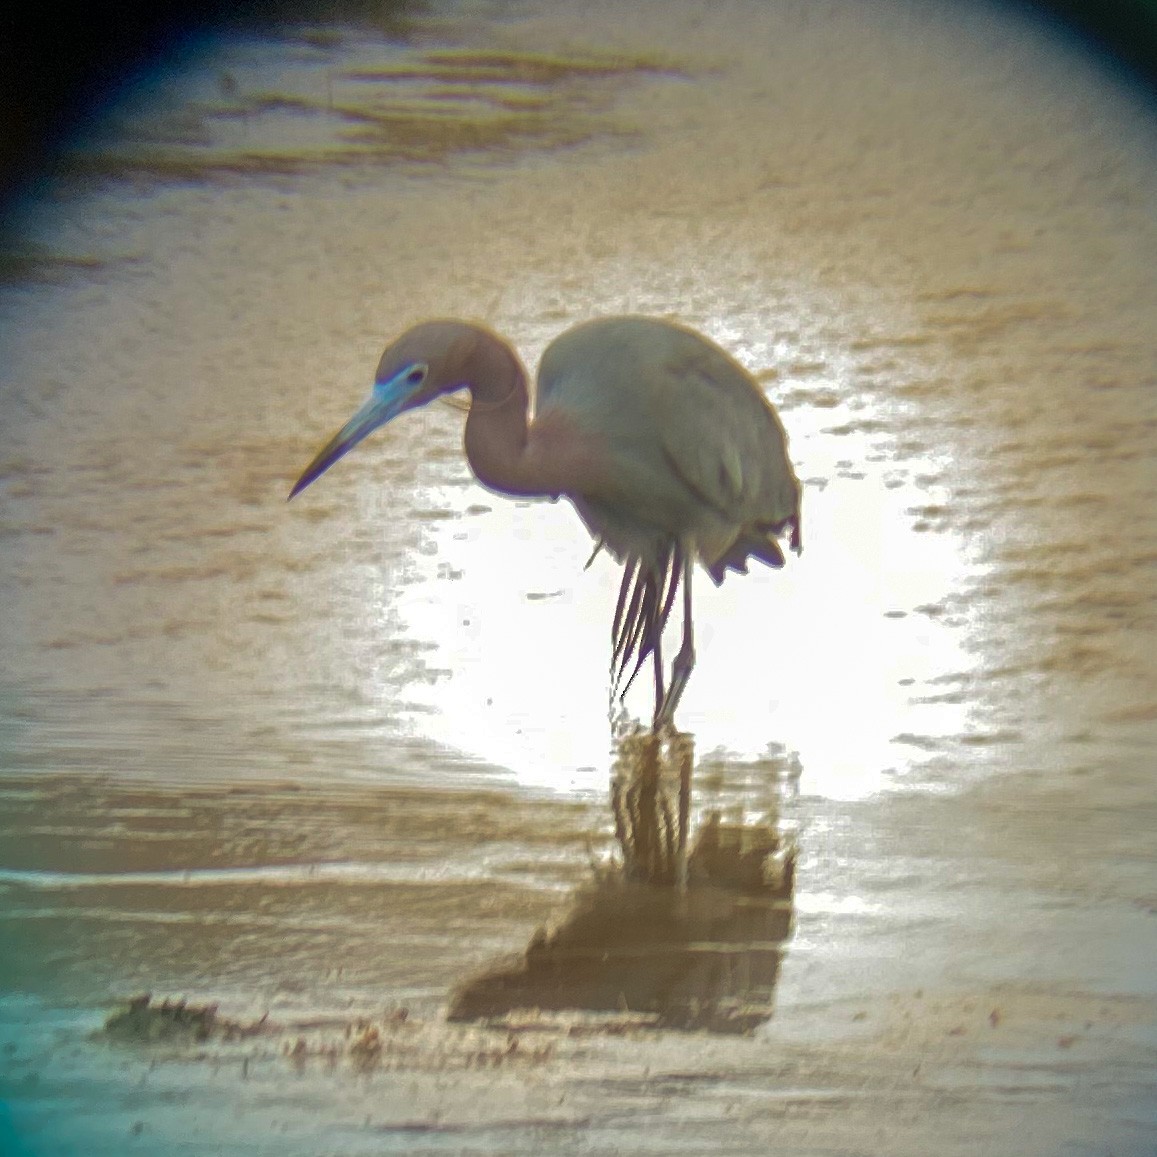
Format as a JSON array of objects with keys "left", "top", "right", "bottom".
[
  {"left": 610, "top": 729, "right": 694, "bottom": 887},
  {"left": 449, "top": 732, "right": 797, "bottom": 1035}
]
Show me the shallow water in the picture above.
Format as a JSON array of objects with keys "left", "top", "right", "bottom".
[{"left": 1, "top": 0, "right": 1156, "bottom": 1153}]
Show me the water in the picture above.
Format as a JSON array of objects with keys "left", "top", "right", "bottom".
[{"left": 1, "top": 1, "right": 1156, "bottom": 1153}]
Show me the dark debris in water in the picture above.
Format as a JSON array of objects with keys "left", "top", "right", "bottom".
[
  {"left": 102, "top": 995, "right": 273, "bottom": 1045},
  {"left": 103, "top": 995, "right": 219, "bottom": 1044},
  {"left": 100, "top": 995, "right": 566, "bottom": 1076}
]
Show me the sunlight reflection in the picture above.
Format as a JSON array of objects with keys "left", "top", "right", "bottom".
[{"left": 373, "top": 375, "right": 984, "bottom": 801}]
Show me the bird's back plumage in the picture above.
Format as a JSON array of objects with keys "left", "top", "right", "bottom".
[{"left": 537, "top": 316, "right": 800, "bottom": 581}]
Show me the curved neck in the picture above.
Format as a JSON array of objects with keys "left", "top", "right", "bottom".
[{"left": 461, "top": 334, "right": 544, "bottom": 497}]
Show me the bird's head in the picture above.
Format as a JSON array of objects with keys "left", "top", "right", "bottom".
[{"left": 289, "top": 321, "right": 483, "bottom": 499}]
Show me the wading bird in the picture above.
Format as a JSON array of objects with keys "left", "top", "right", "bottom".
[{"left": 290, "top": 317, "right": 801, "bottom": 730}]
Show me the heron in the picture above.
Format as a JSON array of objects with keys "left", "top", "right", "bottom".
[{"left": 290, "top": 316, "right": 801, "bottom": 731}]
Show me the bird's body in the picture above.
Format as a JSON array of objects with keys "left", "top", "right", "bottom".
[
  {"left": 291, "top": 316, "right": 800, "bottom": 729},
  {"left": 536, "top": 318, "right": 800, "bottom": 580}
]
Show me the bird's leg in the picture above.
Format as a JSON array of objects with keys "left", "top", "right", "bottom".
[
  {"left": 656, "top": 556, "right": 695, "bottom": 731},
  {"left": 675, "top": 733, "right": 691, "bottom": 890},
  {"left": 611, "top": 775, "right": 629, "bottom": 860},
  {"left": 651, "top": 615, "right": 666, "bottom": 732},
  {"left": 625, "top": 778, "right": 644, "bottom": 878}
]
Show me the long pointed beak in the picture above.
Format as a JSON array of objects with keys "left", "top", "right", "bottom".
[{"left": 288, "top": 374, "right": 418, "bottom": 500}]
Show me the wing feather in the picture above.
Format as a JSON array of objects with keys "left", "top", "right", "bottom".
[{"left": 539, "top": 315, "right": 801, "bottom": 581}]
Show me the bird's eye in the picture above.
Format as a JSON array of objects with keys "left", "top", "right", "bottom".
[{"left": 406, "top": 365, "right": 427, "bottom": 386}]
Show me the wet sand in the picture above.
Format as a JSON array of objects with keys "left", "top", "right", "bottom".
[{"left": 1, "top": 0, "right": 1156, "bottom": 1153}]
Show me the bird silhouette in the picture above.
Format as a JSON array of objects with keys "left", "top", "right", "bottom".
[{"left": 290, "top": 316, "right": 801, "bottom": 730}]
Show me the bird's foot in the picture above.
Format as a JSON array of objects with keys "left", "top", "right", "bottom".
[
  {"left": 652, "top": 641, "right": 695, "bottom": 734},
  {"left": 652, "top": 672, "right": 688, "bottom": 734}
]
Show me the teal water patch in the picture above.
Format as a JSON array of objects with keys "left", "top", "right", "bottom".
[{"left": 0, "top": 1097, "right": 35, "bottom": 1157}]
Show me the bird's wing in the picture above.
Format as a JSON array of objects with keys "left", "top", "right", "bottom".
[
  {"left": 653, "top": 344, "right": 794, "bottom": 523},
  {"left": 537, "top": 317, "right": 799, "bottom": 553}
]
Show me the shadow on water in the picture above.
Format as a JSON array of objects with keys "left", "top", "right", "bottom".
[{"left": 449, "top": 731, "right": 797, "bottom": 1035}]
